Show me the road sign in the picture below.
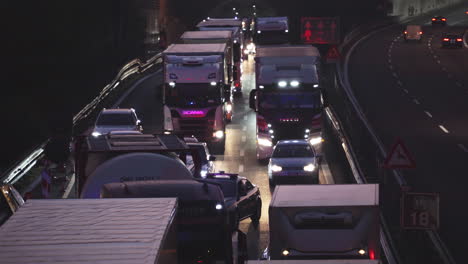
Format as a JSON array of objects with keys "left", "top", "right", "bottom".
[
  {"left": 300, "top": 17, "right": 340, "bottom": 44},
  {"left": 383, "top": 138, "right": 416, "bottom": 169},
  {"left": 401, "top": 192, "right": 439, "bottom": 230},
  {"left": 325, "top": 45, "right": 341, "bottom": 63}
]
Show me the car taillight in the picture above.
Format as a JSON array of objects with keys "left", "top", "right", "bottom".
[
  {"left": 443, "top": 38, "right": 449, "bottom": 41},
  {"left": 432, "top": 18, "right": 436, "bottom": 21},
  {"left": 369, "top": 249, "right": 375, "bottom": 260},
  {"left": 456, "top": 38, "right": 463, "bottom": 42},
  {"left": 257, "top": 116, "right": 268, "bottom": 132},
  {"left": 404, "top": 31, "right": 407, "bottom": 34},
  {"left": 235, "top": 81, "right": 240, "bottom": 87},
  {"left": 419, "top": 31, "right": 423, "bottom": 35}
]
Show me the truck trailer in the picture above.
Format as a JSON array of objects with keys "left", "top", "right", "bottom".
[
  {"left": 0, "top": 198, "right": 178, "bottom": 264},
  {"left": 268, "top": 184, "right": 380, "bottom": 260},
  {"left": 163, "top": 44, "right": 231, "bottom": 152},
  {"left": 250, "top": 45, "right": 324, "bottom": 160}
]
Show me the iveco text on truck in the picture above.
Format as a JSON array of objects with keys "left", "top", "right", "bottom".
[
  {"left": 163, "top": 43, "right": 231, "bottom": 151},
  {"left": 250, "top": 45, "right": 324, "bottom": 160}
]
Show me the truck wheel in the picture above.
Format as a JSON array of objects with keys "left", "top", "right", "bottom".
[{"left": 251, "top": 199, "right": 262, "bottom": 227}]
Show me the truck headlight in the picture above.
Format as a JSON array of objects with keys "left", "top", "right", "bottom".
[
  {"left": 214, "top": 130, "right": 224, "bottom": 139},
  {"left": 303, "top": 164, "right": 316, "bottom": 172},
  {"left": 313, "top": 84, "right": 319, "bottom": 88},
  {"left": 290, "top": 80, "right": 300, "bottom": 87},
  {"left": 169, "top": 82, "right": 176, "bottom": 87},
  {"left": 258, "top": 138, "right": 272, "bottom": 147},
  {"left": 358, "top": 249, "right": 366, "bottom": 255},
  {"left": 91, "top": 132, "right": 101, "bottom": 138},
  {"left": 282, "top": 249, "right": 290, "bottom": 256},
  {"left": 271, "top": 164, "right": 282, "bottom": 172},
  {"left": 309, "top": 136, "right": 323, "bottom": 146},
  {"left": 210, "top": 81, "right": 217, "bottom": 86},
  {"left": 278, "top": 81, "right": 287, "bottom": 88},
  {"left": 215, "top": 203, "right": 223, "bottom": 210},
  {"left": 257, "top": 30, "right": 261, "bottom": 34}
]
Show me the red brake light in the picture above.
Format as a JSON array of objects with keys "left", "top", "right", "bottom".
[
  {"left": 456, "top": 38, "right": 463, "bottom": 42},
  {"left": 443, "top": 38, "right": 449, "bottom": 41},
  {"left": 257, "top": 116, "right": 268, "bottom": 132},
  {"left": 369, "top": 249, "right": 375, "bottom": 260}
]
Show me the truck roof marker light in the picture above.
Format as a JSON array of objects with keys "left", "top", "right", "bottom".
[
  {"left": 269, "top": 129, "right": 274, "bottom": 134},
  {"left": 456, "top": 38, "right": 463, "bottom": 42},
  {"left": 234, "top": 39, "right": 238, "bottom": 43},
  {"left": 282, "top": 249, "right": 290, "bottom": 256},
  {"left": 443, "top": 38, "right": 449, "bottom": 41},
  {"left": 278, "top": 81, "right": 287, "bottom": 88},
  {"left": 215, "top": 203, "right": 223, "bottom": 210},
  {"left": 207, "top": 17, "right": 210, "bottom": 19},
  {"left": 290, "top": 80, "right": 300, "bottom": 87},
  {"left": 169, "top": 82, "right": 176, "bottom": 87}
]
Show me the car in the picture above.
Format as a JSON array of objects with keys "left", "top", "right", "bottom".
[
  {"left": 431, "top": 16, "right": 447, "bottom": 25},
  {"left": 403, "top": 25, "right": 423, "bottom": 42},
  {"left": 92, "top": 108, "right": 142, "bottom": 137},
  {"left": 441, "top": 33, "right": 464, "bottom": 48},
  {"left": 203, "top": 172, "right": 262, "bottom": 230},
  {"left": 268, "top": 139, "right": 320, "bottom": 186},
  {"left": 185, "top": 137, "right": 216, "bottom": 177},
  {"left": 0, "top": 184, "right": 24, "bottom": 226}
]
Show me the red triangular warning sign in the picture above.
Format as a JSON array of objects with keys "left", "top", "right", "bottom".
[
  {"left": 326, "top": 45, "right": 341, "bottom": 60},
  {"left": 383, "top": 138, "right": 416, "bottom": 169}
]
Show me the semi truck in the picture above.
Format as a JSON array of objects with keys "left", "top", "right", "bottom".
[
  {"left": 0, "top": 198, "right": 178, "bottom": 264},
  {"left": 74, "top": 133, "right": 203, "bottom": 198},
  {"left": 267, "top": 184, "right": 380, "bottom": 260},
  {"left": 196, "top": 18, "right": 244, "bottom": 94},
  {"left": 163, "top": 43, "right": 231, "bottom": 151},
  {"left": 249, "top": 45, "right": 324, "bottom": 160},
  {"left": 255, "top": 17, "right": 290, "bottom": 45}
]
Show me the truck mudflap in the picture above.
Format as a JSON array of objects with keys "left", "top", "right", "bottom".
[{"left": 163, "top": 105, "right": 174, "bottom": 132}]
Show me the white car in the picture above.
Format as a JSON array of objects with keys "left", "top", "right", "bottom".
[
  {"left": 92, "top": 108, "right": 142, "bottom": 137},
  {"left": 268, "top": 140, "right": 320, "bottom": 186}
]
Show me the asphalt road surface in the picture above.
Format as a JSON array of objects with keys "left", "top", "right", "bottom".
[{"left": 347, "top": 5, "right": 468, "bottom": 263}]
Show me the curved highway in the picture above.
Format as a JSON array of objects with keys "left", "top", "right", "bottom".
[{"left": 347, "top": 5, "right": 468, "bottom": 263}]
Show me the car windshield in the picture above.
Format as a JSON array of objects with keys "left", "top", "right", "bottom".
[
  {"left": 96, "top": 113, "right": 134, "bottom": 126},
  {"left": 272, "top": 144, "right": 315, "bottom": 158},
  {"left": 259, "top": 92, "right": 321, "bottom": 110}
]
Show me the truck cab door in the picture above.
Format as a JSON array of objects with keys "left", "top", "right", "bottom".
[{"left": 249, "top": 89, "right": 257, "bottom": 111}]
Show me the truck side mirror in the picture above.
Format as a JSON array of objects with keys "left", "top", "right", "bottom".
[{"left": 249, "top": 89, "right": 257, "bottom": 110}]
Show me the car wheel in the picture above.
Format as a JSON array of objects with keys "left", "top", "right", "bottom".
[{"left": 251, "top": 199, "right": 262, "bottom": 227}]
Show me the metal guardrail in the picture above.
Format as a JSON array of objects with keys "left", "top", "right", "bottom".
[{"left": 1, "top": 53, "right": 163, "bottom": 185}]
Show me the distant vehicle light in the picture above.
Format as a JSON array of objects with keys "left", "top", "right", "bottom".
[
  {"left": 290, "top": 80, "right": 300, "bottom": 87},
  {"left": 442, "top": 18, "right": 446, "bottom": 21},
  {"left": 214, "top": 130, "right": 224, "bottom": 139},
  {"left": 419, "top": 31, "right": 423, "bottom": 35},
  {"left": 91, "top": 131, "right": 102, "bottom": 138},
  {"left": 358, "top": 249, "right": 366, "bottom": 255},
  {"left": 305, "top": 129, "right": 310, "bottom": 133},
  {"left": 169, "top": 82, "right": 176, "bottom": 87},
  {"left": 257, "top": 30, "right": 261, "bottom": 34},
  {"left": 304, "top": 134, "right": 309, "bottom": 138},
  {"left": 303, "top": 164, "right": 316, "bottom": 172},
  {"left": 285, "top": 29, "right": 289, "bottom": 33},
  {"left": 210, "top": 81, "right": 217, "bottom": 86},
  {"left": 258, "top": 138, "right": 272, "bottom": 147},
  {"left": 309, "top": 136, "right": 323, "bottom": 146},
  {"left": 278, "top": 81, "right": 287, "bottom": 88},
  {"left": 443, "top": 38, "right": 450, "bottom": 41},
  {"left": 456, "top": 38, "right": 463, "bottom": 42},
  {"left": 271, "top": 164, "right": 282, "bottom": 172},
  {"left": 282, "top": 249, "right": 290, "bottom": 256},
  {"left": 207, "top": 17, "right": 210, "bottom": 19},
  {"left": 259, "top": 85, "right": 264, "bottom": 89},
  {"left": 404, "top": 31, "right": 408, "bottom": 34},
  {"left": 313, "top": 84, "right": 319, "bottom": 88},
  {"left": 215, "top": 203, "right": 223, "bottom": 210},
  {"left": 432, "top": 18, "right": 436, "bottom": 21}
]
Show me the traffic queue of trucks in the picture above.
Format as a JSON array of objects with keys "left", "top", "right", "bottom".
[{"left": 0, "top": 15, "right": 382, "bottom": 264}]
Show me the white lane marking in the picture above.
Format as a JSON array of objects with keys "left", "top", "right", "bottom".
[
  {"left": 241, "top": 135, "right": 246, "bottom": 142},
  {"left": 403, "top": 89, "right": 409, "bottom": 94},
  {"left": 458, "top": 144, "right": 468, "bottom": 153},
  {"left": 392, "top": 72, "right": 398, "bottom": 78},
  {"left": 424, "top": 111, "right": 433, "bottom": 118},
  {"left": 240, "top": 149, "right": 245, "bottom": 156},
  {"left": 389, "top": 65, "right": 393, "bottom": 70},
  {"left": 243, "top": 115, "right": 248, "bottom": 121},
  {"left": 439, "top": 125, "right": 449, "bottom": 134},
  {"left": 397, "top": 80, "right": 403, "bottom": 86},
  {"left": 413, "top": 99, "right": 420, "bottom": 105},
  {"left": 242, "top": 126, "right": 247, "bottom": 131},
  {"left": 238, "top": 164, "right": 244, "bottom": 172}
]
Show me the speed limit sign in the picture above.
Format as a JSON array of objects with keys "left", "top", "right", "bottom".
[{"left": 401, "top": 192, "right": 439, "bottom": 230}]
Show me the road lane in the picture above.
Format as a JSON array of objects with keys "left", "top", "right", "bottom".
[{"left": 347, "top": 5, "right": 468, "bottom": 262}]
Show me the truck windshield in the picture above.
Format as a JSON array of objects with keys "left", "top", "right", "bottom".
[
  {"left": 259, "top": 92, "right": 321, "bottom": 110},
  {"left": 166, "top": 84, "right": 222, "bottom": 107}
]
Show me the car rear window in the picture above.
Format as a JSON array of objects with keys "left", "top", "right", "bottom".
[{"left": 97, "top": 113, "right": 134, "bottom": 126}]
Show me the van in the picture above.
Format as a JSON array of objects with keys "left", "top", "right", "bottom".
[{"left": 404, "top": 25, "right": 423, "bottom": 42}]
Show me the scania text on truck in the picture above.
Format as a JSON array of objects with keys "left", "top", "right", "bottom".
[
  {"left": 255, "top": 17, "right": 289, "bottom": 45},
  {"left": 249, "top": 45, "right": 324, "bottom": 160},
  {"left": 163, "top": 43, "right": 231, "bottom": 151},
  {"left": 267, "top": 184, "right": 380, "bottom": 260},
  {"left": 197, "top": 18, "right": 244, "bottom": 94}
]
